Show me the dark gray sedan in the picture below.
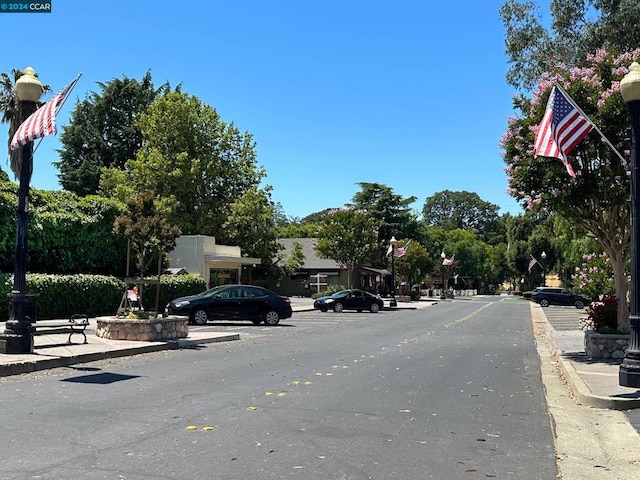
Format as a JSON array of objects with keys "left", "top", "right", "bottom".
[{"left": 313, "top": 289, "right": 384, "bottom": 313}]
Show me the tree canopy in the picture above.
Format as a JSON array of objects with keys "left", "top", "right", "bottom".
[
  {"left": 500, "top": 0, "right": 640, "bottom": 90},
  {"left": 99, "top": 91, "right": 265, "bottom": 239},
  {"left": 56, "top": 71, "right": 171, "bottom": 195},
  {"left": 500, "top": 49, "right": 638, "bottom": 329}
]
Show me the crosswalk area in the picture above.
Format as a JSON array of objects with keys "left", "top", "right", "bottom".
[{"left": 539, "top": 305, "right": 586, "bottom": 331}]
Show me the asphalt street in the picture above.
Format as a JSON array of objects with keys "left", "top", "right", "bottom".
[{"left": 0, "top": 296, "right": 563, "bottom": 479}]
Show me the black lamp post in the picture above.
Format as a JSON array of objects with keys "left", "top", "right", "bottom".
[
  {"left": 389, "top": 236, "right": 397, "bottom": 307},
  {"left": 0, "top": 67, "right": 43, "bottom": 354},
  {"left": 440, "top": 251, "right": 446, "bottom": 299},
  {"left": 541, "top": 251, "right": 547, "bottom": 287},
  {"left": 620, "top": 62, "right": 640, "bottom": 387}
]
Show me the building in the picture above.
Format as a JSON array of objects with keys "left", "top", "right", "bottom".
[
  {"left": 167, "top": 235, "right": 260, "bottom": 288},
  {"left": 270, "top": 238, "right": 389, "bottom": 297}
]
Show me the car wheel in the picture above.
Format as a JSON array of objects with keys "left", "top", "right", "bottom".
[
  {"left": 575, "top": 300, "right": 585, "bottom": 309},
  {"left": 333, "top": 302, "right": 345, "bottom": 313},
  {"left": 320, "top": 308, "right": 328, "bottom": 312},
  {"left": 191, "top": 309, "right": 208, "bottom": 325},
  {"left": 540, "top": 299, "right": 549, "bottom": 307},
  {"left": 263, "top": 310, "right": 280, "bottom": 326},
  {"left": 357, "top": 309, "right": 362, "bottom": 313},
  {"left": 251, "top": 319, "right": 262, "bottom": 325},
  {"left": 369, "top": 303, "right": 380, "bottom": 313}
]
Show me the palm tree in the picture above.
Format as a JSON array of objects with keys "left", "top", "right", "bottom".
[{"left": 0, "top": 68, "right": 50, "bottom": 179}]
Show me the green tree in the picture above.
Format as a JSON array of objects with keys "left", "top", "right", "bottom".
[
  {"left": 101, "top": 91, "right": 263, "bottom": 237},
  {"left": 394, "top": 241, "right": 429, "bottom": 288},
  {"left": 113, "top": 190, "right": 181, "bottom": 278},
  {"left": 500, "top": 0, "right": 640, "bottom": 90},
  {"left": 350, "top": 182, "right": 419, "bottom": 260},
  {"left": 422, "top": 190, "right": 502, "bottom": 235},
  {"left": 222, "top": 187, "right": 280, "bottom": 264},
  {"left": 56, "top": 71, "right": 171, "bottom": 195},
  {"left": 500, "top": 50, "right": 637, "bottom": 330},
  {"left": 314, "top": 208, "right": 377, "bottom": 288}
]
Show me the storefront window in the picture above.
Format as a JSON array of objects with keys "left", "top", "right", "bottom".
[{"left": 209, "top": 269, "right": 238, "bottom": 287}]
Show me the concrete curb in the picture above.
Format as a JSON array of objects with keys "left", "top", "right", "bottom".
[
  {"left": 557, "top": 355, "right": 640, "bottom": 410},
  {"left": 0, "top": 333, "right": 240, "bottom": 378}
]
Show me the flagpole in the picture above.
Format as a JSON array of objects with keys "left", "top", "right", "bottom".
[
  {"left": 554, "top": 82, "right": 628, "bottom": 165},
  {"left": 54, "top": 72, "right": 82, "bottom": 116}
]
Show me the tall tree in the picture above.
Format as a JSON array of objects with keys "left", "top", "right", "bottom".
[
  {"left": 500, "top": 0, "right": 640, "bottom": 90},
  {"left": 56, "top": 71, "right": 171, "bottom": 195},
  {"left": 314, "top": 208, "right": 377, "bottom": 288},
  {"left": 422, "top": 190, "right": 503, "bottom": 243},
  {"left": 500, "top": 50, "right": 637, "bottom": 330},
  {"left": 99, "top": 91, "right": 264, "bottom": 237},
  {"left": 350, "top": 182, "right": 418, "bottom": 263}
]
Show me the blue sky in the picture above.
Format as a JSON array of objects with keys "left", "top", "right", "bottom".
[{"left": 1, "top": 0, "right": 525, "bottom": 220}]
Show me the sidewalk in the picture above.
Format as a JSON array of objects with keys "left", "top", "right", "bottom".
[{"left": 534, "top": 303, "right": 640, "bottom": 410}]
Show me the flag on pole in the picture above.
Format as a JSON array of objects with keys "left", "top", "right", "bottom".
[
  {"left": 393, "top": 240, "right": 411, "bottom": 258},
  {"left": 528, "top": 255, "right": 539, "bottom": 273},
  {"left": 533, "top": 85, "right": 594, "bottom": 177},
  {"left": 442, "top": 254, "right": 455, "bottom": 266},
  {"left": 10, "top": 74, "right": 81, "bottom": 150}
]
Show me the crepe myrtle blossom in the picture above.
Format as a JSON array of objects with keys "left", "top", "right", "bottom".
[{"left": 571, "top": 253, "right": 615, "bottom": 298}]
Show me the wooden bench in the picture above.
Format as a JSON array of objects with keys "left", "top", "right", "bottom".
[{"left": 32, "top": 314, "right": 90, "bottom": 345}]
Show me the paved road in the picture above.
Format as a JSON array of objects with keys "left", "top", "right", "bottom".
[{"left": 0, "top": 296, "right": 562, "bottom": 479}]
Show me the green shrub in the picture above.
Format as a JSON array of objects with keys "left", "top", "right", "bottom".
[
  {"left": 523, "top": 291, "right": 533, "bottom": 300},
  {"left": 310, "top": 284, "right": 345, "bottom": 299},
  {"left": 0, "top": 273, "right": 206, "bottom": 320}
]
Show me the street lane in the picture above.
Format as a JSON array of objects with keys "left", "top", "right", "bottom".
[{"left": 0, "top": 297, "right": 557, "bottom": 479}]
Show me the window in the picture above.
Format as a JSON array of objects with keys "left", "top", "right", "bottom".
[{"left": 209, "top": 269, "right": 238, "bottom": 287}]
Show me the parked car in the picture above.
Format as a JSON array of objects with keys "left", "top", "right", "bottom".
[
  {"left": 531, "top": 287, "right": 592, "bottom": 309},
  {"left": 165, "top": 284, "right": 292, "bottom": 326},
  {"left": 313, "top": 289, "right": 384, "bottom": 313}
]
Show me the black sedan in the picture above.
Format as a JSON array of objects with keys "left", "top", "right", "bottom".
[
  {"left": 313, "top": 289, "right": 384, "bottom": 313},
  {"left": 165, "top": 284, "right": 292, "bottom": 326}
]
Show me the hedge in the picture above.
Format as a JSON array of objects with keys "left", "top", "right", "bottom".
[{"left": 0, "top": 273, "right": 206, "bottom": 320}]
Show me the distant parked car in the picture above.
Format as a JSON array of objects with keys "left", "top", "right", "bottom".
[
  {"left": 165, "top": 284, "right": 292, "bottom": 326},
  {"left": 313, "top": 289, "right": 384, "bottom": 313},
  {"left": 531, "top": 287, "right": 592, "bottom": 309}
]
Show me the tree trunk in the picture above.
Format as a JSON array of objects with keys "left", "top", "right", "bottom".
[{"left": 608, "top": 248, "right": 629, "bottom": 331}]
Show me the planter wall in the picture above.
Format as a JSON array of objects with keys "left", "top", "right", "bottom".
[
  {"left": 584, "top": 330, "right": 630, "bottom": 360},
  {"left": 95, "top": 316, "right": 189, "bottom": 341}
]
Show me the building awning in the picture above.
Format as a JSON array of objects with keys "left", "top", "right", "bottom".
[
  {"left": 360, "top": 266, "right": 390, "bottom": 276},
  {"left": 204, "top": 255, "right": 261, "bottom": 265}
]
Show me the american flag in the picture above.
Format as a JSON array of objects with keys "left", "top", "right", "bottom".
[
  {"left": 528, "top": 255, "right": 539, "bottom": 273},
  {"left": 442, "top": 254, "right": 455, "bottom": 266},
  {"left": 10, "top": 74, "right": 81, "bottom": 150},
  {"left": 533, "top": 86, "right": 594, "bottom": 177}
]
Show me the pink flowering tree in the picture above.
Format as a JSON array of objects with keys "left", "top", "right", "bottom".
[
  {"left": 571, "top": 253, "right": 615, "bottom": 299},
  {"left": 314, "top": 208, "right": 378, "bottom": 288},
  {"left": 500, "top": 49, "right": 640, "bottom": 331}
]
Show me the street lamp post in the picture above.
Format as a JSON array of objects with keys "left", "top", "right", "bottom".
[
  {"left": 440, "top": 251, "right": 446, "bottom": 299},
  {"left": 620, "top": 62, "right": 640, "bottom": 387},
  {"left": 389, "top": 236, "right": 397, "bottom": 307},
  {"left": 0, "top": 67, "right": 43, "bottom": 354},
  {"left": 541, "top": 251, "right": 547, "bottom": 287}
]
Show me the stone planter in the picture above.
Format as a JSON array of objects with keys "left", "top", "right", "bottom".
[
  {"left": 95, "top": 316, "right": 189, "bottom": 342},
  {"left": 584, "top": 330, "right": 630, "bottom": 360}
]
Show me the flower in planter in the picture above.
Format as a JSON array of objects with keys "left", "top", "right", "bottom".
[{"left": 584, "top": 295, "right": 618, "bottom": 333}]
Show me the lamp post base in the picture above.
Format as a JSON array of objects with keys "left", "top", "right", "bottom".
[
  {"left": 0, "top": 293, "right": 36, "bottom": 354},
  {"left": 619, "top": 357, "right": 640, "bottom": 387}
]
